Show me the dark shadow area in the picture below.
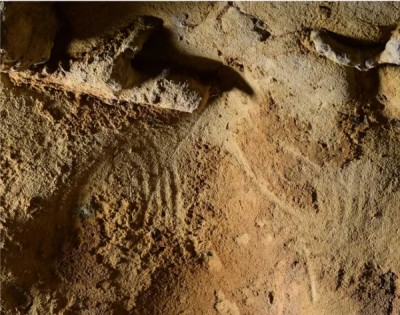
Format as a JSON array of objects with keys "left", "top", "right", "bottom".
[
  {"left": 335, "top": 66, "right": 392, "bottom": 164},
  {"left": 131, "top": 27, "right": 254, "bottom": 96},
  {"left": 45, "top": 3, "right": 75, "bottom": 72},
  {"left": 317, "top": 25, "right": 398, "bottom": 47},
  {"left": 42, "top": 2, "right": 253, "bottom": 99},
  {"left": 325, "top": 29, "right": 386, "bottom": 48},
  {"left": 352, "top": 68, "right": 389, "bottom": 126},
  {"left": 56, "top": 2, "right": 153, "bottom": 40}
]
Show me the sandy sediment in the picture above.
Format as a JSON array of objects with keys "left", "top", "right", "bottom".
[{"left": 1, "top": 2, "right": 400, "bottom": 314}]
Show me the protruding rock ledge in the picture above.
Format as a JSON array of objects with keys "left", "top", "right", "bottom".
[
  {"left": 0, "top": 3, "right": 209, "bottom": 113},
  {"left": 311, "top": 26, "right": 400, "bottom": 71}
]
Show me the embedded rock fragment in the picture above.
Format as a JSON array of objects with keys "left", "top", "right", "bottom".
[
  {"left": 2, "top": 12, "right": 209, "bottom": 113},
  {"left": 378, "top": 26, "right": 400, "bottom": 65},
  {"left": 311, "top": 26, "right": 400, "bottom": 71}
]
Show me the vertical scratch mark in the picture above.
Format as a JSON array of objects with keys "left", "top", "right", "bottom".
[{"left": 304, "top": 247, "right": 317, "bottom": 303}]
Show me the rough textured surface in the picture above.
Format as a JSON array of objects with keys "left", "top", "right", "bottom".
[
  {"left": 311, "top": 26, "right": 400, "bottom": 71},
  {"left": 2, "top": 10, "right": 210, "bottom": 113},
  {"left": 1, "top": 2, "right": 400, "bottom": 315}
]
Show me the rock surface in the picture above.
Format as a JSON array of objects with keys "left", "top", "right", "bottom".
[
  {"left": 0, "top": 2, "right": 57, "bottom": 71},
  {"left": 1, "top": 2, "right": 400, "bottom": 315},
  {"left": 1, "top": 9, "right": 209, "bottom": 113},
  {"left": 311, "top": 26, "right": 400, "bottom": 71}
]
